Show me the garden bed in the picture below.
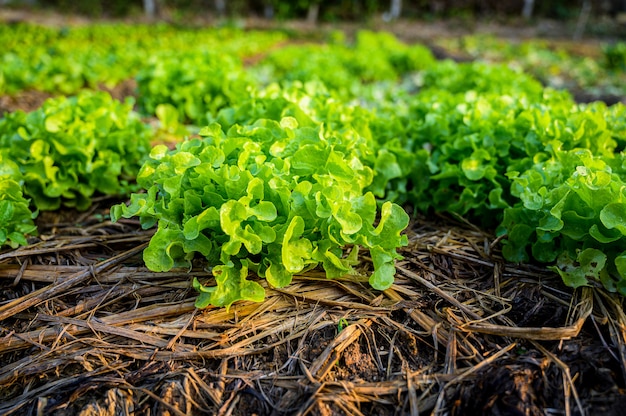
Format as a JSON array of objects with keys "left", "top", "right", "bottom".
[
  {"left": 1, "top": 206, "right": 625, "bottom": 415},
  {"left": 1, "top": 12, "right": 626, "bottom": 415}
]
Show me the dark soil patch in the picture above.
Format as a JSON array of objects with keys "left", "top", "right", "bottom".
[
  {"left": 99, "top": 78, "right": 138, "bottom": 103},
  {"left": 572, "top": 89, "right": 626, "bottom": 106},
  {"left": 0, "top": 90, "right": 55, "bottom": 116}
]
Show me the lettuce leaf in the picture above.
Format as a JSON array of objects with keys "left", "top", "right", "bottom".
[
  {"left": 0, "top": 90, "right": 152, "bottom": 212},
  {"left": 113, "top": 117, "right": 409, "bottom": 309},
  {"left": 0, "top": 154, "right": 37, "bottom": 248}
]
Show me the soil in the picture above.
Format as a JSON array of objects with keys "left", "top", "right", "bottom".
[
  {"left": 1, "top": 8, "right": 626, "bottom": 416},
  {"left": 0, "top": 90, "right": 55, "bottom": 117}
]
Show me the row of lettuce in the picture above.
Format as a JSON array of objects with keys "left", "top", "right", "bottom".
[
  {"left": 3, "top": 24, "right": 625, "bottom": 102},
  {"left": 1, "top": 26, "right": 626, "bottom": 307},
  {"left": 0, "top": 92, "right": 151, "bottom": 246},
  {"left": 436, "top": 34, "right": 626, "bottom": 100},
  {"left": 0, "top": 23, "right": 287, "bottom": 96}
]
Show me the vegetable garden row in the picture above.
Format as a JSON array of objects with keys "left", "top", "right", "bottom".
[
  {"left": 1, "top": 23, "right": 626, "bottom": 309},
  {"left": 436, "top": 34, "right": 626, "bottom": 100}
]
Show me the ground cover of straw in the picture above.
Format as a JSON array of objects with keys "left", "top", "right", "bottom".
[{"left": 1, "top": 199, "right": 625, "bottom": 416}]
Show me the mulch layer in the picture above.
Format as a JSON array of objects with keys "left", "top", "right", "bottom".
[{"left": 1, "top": 201, "right": 625, "bottom": 416}]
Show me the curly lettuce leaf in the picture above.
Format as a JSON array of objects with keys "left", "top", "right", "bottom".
[
  {"left": 113, "top": 117, "right": 409, "bottom": 308},
  {"left": 0, "top": 90, "right": 152, "bottom": 212},
  {"left": 0, "top": 156, "right": 37, "bottom": 248}
]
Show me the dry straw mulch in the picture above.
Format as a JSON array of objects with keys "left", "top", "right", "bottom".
[{"left": 1, "top": 203, "right": 625, "bottom": 416}]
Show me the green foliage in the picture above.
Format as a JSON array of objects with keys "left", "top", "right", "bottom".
[
  {"left": 500, "top": 143, "right": 626, "bottom": 293},
  {"left": 259, "top": 31, "right": 435, "bottom": 98},
  {"left": 0, "top": 90, "right": 152, "bottom": 212},
  {"left": 436, "top": 35, "right": 626, "bottom": 99},
  {"left": 0, "top": 154, "right": 38, "bottom": 249},
  {"left": 421, "top": 61, "right": 545, "bottom": 96},
  {"left": 111, "top": 117, "right": 409, "bottom": 308},
  {"left": 0, "top": 23, "right": 286, "bottom": 96},
  {"left": 136, "top": 51, "right": 253, "bottom": 125},
  {"left": 604, "top": 42, "right": 626, "bottom": 72},
  {"left": 363, "top": 57, "right": 626, "bottom": 292},
  {"left": 365, "top": 66, "right": 565, "bottom": 224},
  {"left": 5, "top": 22, "right": 626, "bottom": 304},
  {"left": 215, "top": 43, "right": 626, "bottom": 299}
]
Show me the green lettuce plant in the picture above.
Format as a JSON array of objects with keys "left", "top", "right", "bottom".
[
  {"left": 259, "top": 30, "right": 435, "bottom": 100},
  {"left": 501, "top": 145, "right": 626, "bottom": 294},
  {"left": 0, "top": 153, "right": 37, "bottom": 248},
  {"left": 0, "top": 91, "right": 152, "bottom": 212},
  {"left": 112, "top": 116, "right": 409, "bottom": 308},
  {"left": 0, "top": 23, "right": 286, "bottom": 96},
  {"left": 136, "top": 51, "right": 254, "bottom": 125}
]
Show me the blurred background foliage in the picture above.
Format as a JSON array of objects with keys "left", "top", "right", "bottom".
[{"left": 4, "top": 0, "right": 626, "bottom": 23}]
